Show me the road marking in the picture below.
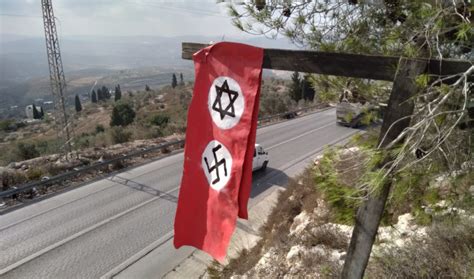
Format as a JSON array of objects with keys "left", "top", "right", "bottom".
[
  {"left": 100, "top": 231, "right": 175, "bottom": 279},
  {"left": 0, "top": 186, "right": 181, "bottom": 276},
  {"left": 101, "top": 129, "right": 360, "bottom": 279},
  {"left": 0, "top": 109, "right": 339, "bottom": 275},
  {"left": 267, "top": 122, "right": 335, "bottom": 151},
  {"left": 257, "top": 107, "right": 334, "bottom": 135}
]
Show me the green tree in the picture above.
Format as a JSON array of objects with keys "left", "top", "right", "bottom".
[
  {"left": 39, "top": 107, "right": 45, "bottom": 119},
  {"left": 32, "top": 104, "right": 40, "bottom": 119},
  {"left": 179, "top": 73, "right": 185, "bottom": 86},
  {"left": 75, "top": 95, "right": 82, "bottom": 112},
  {"left": 91, "top": 90, "right": 98, "bottom": 103},
  {"left": 289, "top": 71, "right": 302, "bottom": 102},
  {"left": 110, "top": 102, "right": 136, "bottom": 127},
  {"left": 145, "top": 84, "right": 151, "bottom": 91},
  {"left": 115, "top": 85, "right": 122, "bottom": 101},
  {"left": 149, "top": 114, "right": 170, "bottom": 128},
  {"left": 172, "top": 73, "right": 178, "bottom": 88},
  {"left": 301, "top": 74, "right": 315, "bottom": 101}
]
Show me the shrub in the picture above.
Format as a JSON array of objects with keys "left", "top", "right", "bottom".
[
  {"left": 149, "top": 114, "right": 170, "bottom": 128},
  {"left": 0, "top": 119, "right": 15, "bottom": 132},
  {"left": 314, "top": 148, "right": 361, "bottom": 224},
  {"left": 110, "top": 102, "right": 136, "bottom": 127},
  {"left": 95, "top": 124, "right": 105, "bottom": 134},
  {"left": 367, "top": 220, "right": 474, "bottom": 278},
  {"left": 16, "top": 142, "right": 40, "bottom": 160},
  {"left": 1, "top": 170, "right": 27, "bottom": 191},
  {"left": 110, "top": 127, "right": 132, "bottom": 144},
  {"left": 26, "top": 167, "right": 45, "bottom": 180}
]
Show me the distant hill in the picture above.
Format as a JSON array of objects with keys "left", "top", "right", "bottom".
[{"left": 0, "top": 34, "right": 297, "bottom": 113}]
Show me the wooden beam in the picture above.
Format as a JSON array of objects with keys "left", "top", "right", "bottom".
[
  {"left": 182, "top": 42, "right": 473, "bottom": 82},
  {"left": 341, "top": 58, "right": 428, "bottom": 279}
]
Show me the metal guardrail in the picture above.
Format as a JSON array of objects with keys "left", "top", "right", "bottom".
[
  {"left": 0, "top": 105, "right": 327, "bottom": 199},
  {"left": 0, "top": 139, "right": 185, "bottom": 199}
]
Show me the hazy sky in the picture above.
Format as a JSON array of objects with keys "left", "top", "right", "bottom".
[{"left": 0, "top": 0, "right": 250, "bottom": 38}]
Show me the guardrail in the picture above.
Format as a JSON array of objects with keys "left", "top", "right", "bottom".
[{"left": 0, "top": 105, "right": 327, "bottom": 199}]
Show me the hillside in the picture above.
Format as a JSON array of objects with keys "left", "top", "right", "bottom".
[
  {"left": 0, "top": 35, "right": 296, "bottom": 111},
  {"left": 209, "top": 139, "right": 474, "bottom": 278}
]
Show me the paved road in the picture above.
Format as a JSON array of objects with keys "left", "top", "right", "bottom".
[{"left": 0, "top": 108, "right": 357, "bottom": 278}]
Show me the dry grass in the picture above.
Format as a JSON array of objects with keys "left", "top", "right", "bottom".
[
  {"left": 208, "top": 167, "right": 326, "bottom": 278},
  {"left": 366, "top": 219, "right": 474, "bottom": 278}
]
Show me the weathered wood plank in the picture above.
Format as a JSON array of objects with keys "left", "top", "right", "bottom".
[
  {"left": 182, "top": 42, "right": 473, "bottom": 82},
  {"left": 341, "top": 58, "right": 428, "bottom": 279}
]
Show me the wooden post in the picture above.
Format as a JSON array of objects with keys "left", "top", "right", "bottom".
[
  {"left": 341, "top": 58, "right": 428, "bottom": 279},
  {"left": 181, "top": 43, "right": 471, "bottom": 277}
]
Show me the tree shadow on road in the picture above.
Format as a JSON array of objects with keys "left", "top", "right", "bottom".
[
  {"left": 250, "top": 167, "right": 289, "bottom": 198},
  {"left": 108, "top": 175, "right": 178, "bottom": 203}
]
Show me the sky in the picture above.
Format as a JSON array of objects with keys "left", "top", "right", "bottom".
[{"left": 0, "top": 0, "right": 251, "bottom": 38}]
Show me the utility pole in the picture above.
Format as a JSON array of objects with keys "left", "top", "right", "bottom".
[{"left": 41, "top": 0, "right": 73, "bottom": 154}]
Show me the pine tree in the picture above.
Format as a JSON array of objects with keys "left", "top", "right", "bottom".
[
  {"left": 115, "top": 84, "right": 122, "bottom": 101},
  {"left": 75, "top": 95, "right": 82, "bottom": 112},
  {"left": 179, "top": 73, "right": 185, "bottom": 86},
  {"left": 301, "top": 74, "right": 315, "bottom": 101},
  {"left": 145, "top": 84, "right": 151, "bottom": 91},
  {"left": 172, "top": 73, "right": 178, "bottom": 88},
  {"left": 103, "top": 86, "right": 111, "bottom": 99},
  {"left": 32, "top": 104, "right": 40, "bottom": 119},
  {"left": 290, "top": 71, "right": 302, "bottom": 102},
  {"left": 91, "top": 90, "right": 98, "bottom": 103},
  {"left": 40, "top": 107, "right": 45, "bottom": 119}
]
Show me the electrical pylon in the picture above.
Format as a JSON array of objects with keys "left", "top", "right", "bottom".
[{"left": 41, "top": 0, "right": 73, "bottom": 154}]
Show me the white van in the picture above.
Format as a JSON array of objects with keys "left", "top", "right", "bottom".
[{"left": 252, "top": 144, "right": 269, "bottom": 171}]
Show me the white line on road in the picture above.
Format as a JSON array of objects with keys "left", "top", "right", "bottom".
[
  {"left": 0, "top": 186, "right": 181, "bottom": 276},
  {"left": 266, "top": 122, "right": 335, "bottom": 151},
  {"left": 103, "top": 129, "right": 360, "bottom": 279}
]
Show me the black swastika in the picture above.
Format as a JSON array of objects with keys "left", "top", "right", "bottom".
[
  {"left": 204, "top": 144, "right": 228, "bottom": 185},
  {"left": 212, "top": 80, "right": 238, "bottom": 120}
]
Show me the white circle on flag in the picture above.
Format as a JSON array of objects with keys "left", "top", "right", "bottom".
[
  {"left": 201, "top": 140, "right": 233, "bottom": 191},
  {"left": 208, "top": 76, "right": 244, "bottom": 130}
]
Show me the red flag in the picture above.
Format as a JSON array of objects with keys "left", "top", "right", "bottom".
[{"left": 174, "top": 42, "right": 263, "bottom": 261}]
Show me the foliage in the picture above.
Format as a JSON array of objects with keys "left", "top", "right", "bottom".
[
  {"left": 114, "top": 84, "right": 122, "bottom": 101},
  {"left": 259, "top": 79, "right": 296, "bottom": 116},
  {"left": 367, "top": 219, "right": 474, "bottom": 278},
  {"left": 32, "top": 104, "right": 41, "bottom": 119},
  {"left": 91, "top": 90, "right": 98, "bottom": 103},
  {"left": 289, "top": 71, "right": 302, "bottom": 102},
  {"left": 97, "top": 85, "right": 111, "bottom": 101},
  {"left": 95, "top": 124, "right": 105, "bottom": 134},
  {"left": 145, "top": 84, "right": 151, "bottom": 91},
  {"left": 171, "top": 73, "right": 178, "bottom": 88},
  {"left": 16, "top": 142, "right": 40, "bottom": 160},
  {"left": 26, "top": 167, "right": 45, "bottom": 180},
  {"left": 109, "top": 127, "right": 132, "bottom": 144},
  {"left": 110, "top": 102, "right": 136, "bottom": 127},
  {"left": 0, "top": 119, "right": 15, "bottom": 132},
  {"left": 179, "top": 72, "right": 185, "bottom": 86},
  {"left": 149, "top": 113, "right": 170, "bottom": 128},
  {"left": 229, "top": 1, "right": 472, "bottom": 58},
  {"left": 301, "top": 74, "right": 315, "bottom": 101},
  {"left": 314, "top": 148, "right": 361, "bottom": 224},
  {"left": 75, "top": 95, "right": 82, "bottom": 112}
]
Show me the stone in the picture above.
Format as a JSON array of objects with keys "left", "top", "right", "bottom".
[{"left": 290, "top": 211, "right": 311, "bottom": 236}]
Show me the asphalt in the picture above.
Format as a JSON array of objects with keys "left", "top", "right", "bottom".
[{"left": 0, "top": 108, "right": 358, "bottom": 278}]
